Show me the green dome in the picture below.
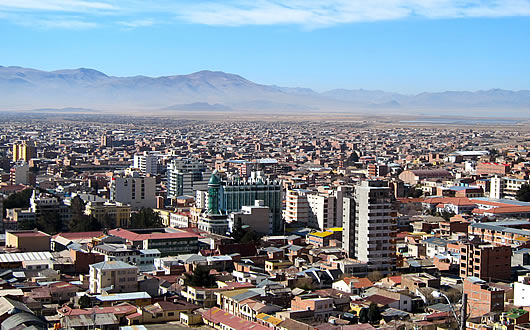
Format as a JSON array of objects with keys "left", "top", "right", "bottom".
[{"left": 209, "top": 171, "right": 220, "bottom": 185}]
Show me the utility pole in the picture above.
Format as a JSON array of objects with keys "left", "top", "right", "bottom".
[{"left": 460, "top": 293, "right": 468, "bottom": 330}]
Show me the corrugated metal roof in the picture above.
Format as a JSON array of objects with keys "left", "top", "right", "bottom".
[{"left": 0, "top": 251, "right": 52, "bottom": 263}]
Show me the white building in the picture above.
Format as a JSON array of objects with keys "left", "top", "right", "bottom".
[
  {"left": 514, "top": 275, "right": 530, "bottom": 306},
  {"left": 167, "top": 159, "right": 210, "bottom": 198},
  {"left": 110, "top": 171, "right": 156, "bottom": 209},
  {"left": 89, "top": 260, "right": 138, "bottom": 294},
  {"left": 169, "top": 212, "right": 191, "bottom": 228},
  {"left": 491, "top": 176, "right": 530, "bottom": 200},
  {"left": 342, "top": 180, "right": 396, "bottom": 273},
  {"left": 283, "top": 189, "right": 310, "bottom": 225},
  {"left": 133, "top": 152, "right": 160, "bottom": 175},
  {"left": 307, "top": 193, "right": 337, "bottom": 230}
]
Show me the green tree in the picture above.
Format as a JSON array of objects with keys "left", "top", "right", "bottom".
[
  {"left": 367, "top": 303, "right": 382, "bottom": 324},
  {"left": 69, "top": 214, "right": 101, "bottom": 232},
  {"left": 184, "top": 266, "right": 216, "bottom": 288},
  {"left": 37, "top": 211, "right": 62, "bottom": 234},
  {"left": 101, "top": 213, "right": 117, "bottom": 229},
  {"left": 231, "top": 217, "right": 246, "bottom": 241},
  {"left": 78, "top": 295, "right": 92, "bottom": 309},
  {"left": 2, "top": 188, "right": 33, "bottom": 217},
  {"left": 129, "top": 208, "right": 163, "bottom": 229},
  {"left": 359, "top": 308, "right": 369, "bottom": 324},
  {"left": 517, "top": 184, "right": 530, "bottom": 202},
  {"left": 437, "top": 210, "right": 456, "bottom": 221}
]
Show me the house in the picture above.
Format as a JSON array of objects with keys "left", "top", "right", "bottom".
[
  {"left": 332, "top": 277, "right": 373, "bottom": 295},
  {"left": 89, "top": 260, "right": 138, "bottom": 294},
  {"left": 126, "top": 300, "right": 199, "bottom": 325},
  {"left": 201, "top": 307, "right": 269, "bottom": 330},
  {"left": 291, "top": 295, "right": 334, "bottom": 321}
]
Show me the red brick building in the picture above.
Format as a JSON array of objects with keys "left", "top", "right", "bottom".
[
  {"left": 459, "top": 242, "right": 511, "bottom": 281},
  {"left": 476, "top": 162, "right": 510, "bottom": 176},
  {"left": 464, "top": 277, "right": 504, "bottom": 318}
]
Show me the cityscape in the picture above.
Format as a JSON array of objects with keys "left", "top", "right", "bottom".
[{"left": 1, "top": 1, "right": 530, "bottom": 330}]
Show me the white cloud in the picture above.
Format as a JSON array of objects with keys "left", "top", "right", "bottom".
[
  {"left": 118, "top": 19, "right": 154, "bottom": 28},
  {"left": 0, "top": 0, "right": 115, "bottom": 12},
  {"left": 175, "top": 0, "right": 530, "bottom": 27},
  {"left": 0, "top": 0, "right": 529, "bottom": 29}
]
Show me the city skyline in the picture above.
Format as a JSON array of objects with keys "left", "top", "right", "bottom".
[{"left": 1, "top": 1, "right": 530, "bottom": 93}]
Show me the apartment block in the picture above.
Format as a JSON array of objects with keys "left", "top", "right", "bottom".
[
  {"left": 459, "top": 242, "right": 511, "bottom": 281},
  {"left": 464, "top": 277, "right": 504, "bottom": 318},
  {"left": 89, "top": 260, "right": 138, "bottom": 294},
  {"left": 342, "top": 180, "right": 396, "bottom": 273}
]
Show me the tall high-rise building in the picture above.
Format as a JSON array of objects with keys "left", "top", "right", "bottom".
[
  {"left": 12, "top": 141, "right": 36, "bottom": 162},
  {"left": 10, "top": 162, "right": 35, "bottom": 186},
  {"left": 100, "top": 132, "right": 113, "bottom": 147},
  {"left": 220, "top": 171, "right": 283, "bottom": 233},
  {"left": 133, "top": 152, "right": 160, "bottom": 175},
  {"left": 342, "top": 180, "right": 396, "bottom": 273},
  {"left": 167, "top": 159, "right": 211, "bottom": 198},
  {"left": 283, "top": 189, "right": 310, "bottom": 225}
]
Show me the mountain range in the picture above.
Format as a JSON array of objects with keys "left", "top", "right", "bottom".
[{"left": 1, "top": 65, "right": 529, "bottom": 116}]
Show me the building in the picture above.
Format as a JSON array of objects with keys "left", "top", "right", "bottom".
[
  {"left": 469, "top": 220, "right": 530, "bottom": 247},
  {"left": 110, "top": 171, "right": 156, "bottom": 209},
  {"left": 108, "top": 228, "right": 199, "bottom": 256},
  {"left": 290, "top": 295, "right": 334, "bottom": 321},
  {"left": 477, "top": 162, "right": 511, "bottom": 176},
  {"left": 398, "top": 169, "right": 452, "bottom": 185},
  {"left": 100, "top": 132, "right": 113, "bottom": 147},
  {"left": 133, "top": 152, "right": 160, "bottom": 175},
  {"left": 514, "top": 275, "right": 530, "bottom": 307},
  {"left": 228, "top": 200, "right": 272, "bottom": 234},
  {"left": 307, "top": 192, "right": 337, "bottom": 230},
  {"left": 84, "top": 201, "right": 131, "bottom": 228},
  {"left": 92, "top": 243, "right": 160, "bottom": 267},
  {"left": 30, "top": 190, "right": 71, "bottom": 226},
  {"left": 89, "top": 260, "right": 138, "bottom": 294},
  {"left": 198, "top": 171, "right": 229, "bottom": 235},
  {"left": 283, "top": 189, "right": 310, "bottom": 225},
  {"left": 10, "top": 162, "right": 35, "bottom": 186},
  {"left": 463, "top": 277, "right": 504, "bottom": 318},
  {"left": 12, "top": 142, "right": 36, "bottom": 162},
  {"left": 221, "top": 171, "right": 283, "bottom": 233},
  {"left": 342, "top": 180, "right": 396, "bottom": 273},
  {"left": 5, "top": 230, "right": 50, "bottom": 252},
  {"left": 368, "top": 163, "right": 388, "bottom": 177},
  {"left": 458, "top": 242, "right": 511, "bottom": 281},
  {"left": 167, "top": 158, "right": 210, "bottom": 199},
  {"left": 491, "top": 176, "right": 530, "bottom": 200}
]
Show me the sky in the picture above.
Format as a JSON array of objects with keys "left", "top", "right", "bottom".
[{"left": 0, "top": 0, "right": 530, "bottom": 93}]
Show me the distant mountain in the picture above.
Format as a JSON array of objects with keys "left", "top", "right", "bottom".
[
  {"left": 0, "top": 66, "right": 529, "bottom": 116},
  {"left": 162, "top": 102, "right": 232, "bottom": 111}
]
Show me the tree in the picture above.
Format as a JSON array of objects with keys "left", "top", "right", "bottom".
[
  {"left": 231, "top": 217, "right": 246, "bottom": 241},
  {"left": 437, "top": 210, "right": 455, "bottom": 221},
  {"left": 129, "top": 208, "right": 163, "bottom": 229},
  {"left": 69, "top": 214, "right": 101, "bottom": 232},
  {"left": 37, "top": 211, "right": 62, "bottom": 234},
  {"left": 231, "top": 217, "right": 262, "bottom": 244},
  {"left": 359, "top": 308, "right": 369, "bottom": 324},
  {"left": 2, "top": 188, "right": 33, "bottom": 217},
  {"left": 78, "top": 295, "right": 91, "bottom": 309},
  {"left": 367, "top": 271, "right": 384, "bottom": 282},
  {"left": 517, "top": 184, "right": 530, "bottom": 202},
  {"left": 367, "top": 303, "right": 382, "bottom": 324},
  {"left": 184, "top": 266, "right": 216, "bottom": 288},
  {"left": 101, "top": 213, "right": 117, "bottom": 229}
]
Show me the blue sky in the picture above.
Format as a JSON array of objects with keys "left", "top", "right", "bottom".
[{"left": 0, "top": 0, "right": 529, "bottom": 93}]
